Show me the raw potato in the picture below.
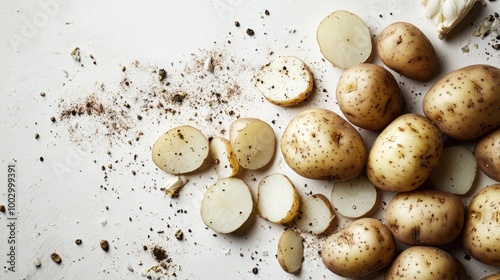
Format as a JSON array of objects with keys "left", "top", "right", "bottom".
[
  {"left": 257, "top": 173, "right": 299, "bottom": 224},
  {"left": 294, "top": 194, "right": 335, "bottom": 235},
  {"left": 316, "top": 10, "right": 372, "bottom": 69},
  {"left": 367, "top": 113, "right": 443, "bottom": 192},
  {"left": 385, "top": 246, "right": 464, "bottom": 279},
  {"left": 331, "top": 175, "right": 377, "bottom": 218},
  {"left": 423, "top": 64, "right": 500, "bottom": 140},
  {"left": 200, "top": 178, "right": 253, "bottom": 234},
  {"left": 209, "top": 137, "right": 239, "bottom": 178},
  {"left": 377, "top": 22, "right": 438, "bottom": 81},
  {"left": 482, "top": 273, "right": 500, "bottom": 280},
  {"left": 336, "top": 63, "right": 403, "bottom": 130},
  {"left": 152, "top": 125, "right": 209, "bottom": 174},
  {"left": 321, "top": 218, "right": 396, "bottom": 278},
  {"left": 475, "top": 129, "right": 500, "bottom": 182},
  {"left": 463, "top": 184, "right": 500, "bottom": 266},
  {"left": 229, "top": 118, "right": 276, "bottom": 170},
  {"left": 385, "top": 189, "right": 464, "bottom": 246},
  {"left": 280, "top": 108, "right": 366, "bottom": 181},
  {"left": 254, "top": 56, "right": 313, "bottom": 106},
  {"left": 277, "top": 230, "right": 304, "bottom": 274},
  {"left": 430, "top": 146, "right": 477, "bottom": 195}
]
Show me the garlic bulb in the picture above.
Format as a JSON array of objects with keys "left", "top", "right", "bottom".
[{"left": 422, "top": 0, "right": 477, "bottom": 38}]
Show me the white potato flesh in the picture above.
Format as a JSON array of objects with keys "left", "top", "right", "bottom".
[
  {"left": 229, "top": 118, "right": 276, "bottom": 170},
  {"left": 294, "top": 194, "right": 335, "bottom": 234},
  {"left": 317, "top": 10, "right": 372, "bottom": 69},
  {"left": 257, "top": 173, "right": 299, "bottom": 224},
  {"left": 152, "top": 125, "right": 209, "bottom": 174},
  {"left": 209, "top": 137, "right": 239, "bottom": 178},
  {"left": 430, "top": 146, "right": 477, "bottom": 195},
  {"left": 200, "top": 178, "right": 253, "bottom": 234},
  {"left": 277, "top": 230, "right": 304, "bottom": 274},
  {"left": 331, "top": 175, "right": 377, "bottom": 218},
  {"left": 255, "top": 56, "right": 313, "bottom": 107}
]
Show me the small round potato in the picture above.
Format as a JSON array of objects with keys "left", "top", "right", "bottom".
[
  {"left": 367, "top": 113, "right": 443, "bottom": 192},
  {"left": 336, "top": 63, "right": 403, "bottom": 130},
  {"left": 377, "top": 22, "right": 438, "bottom": 81},
  {"left": 321, "top": 218, "right": 396, "bottom": 278},
  {"left": 386, "top": 246, "right": 464, "bottom": 280},
  {"left": 474, "top": 129, "right": 500, "bottom": 182},
  {"left": 423, "top": 64, "right": 500, "bottom": 140},
  {"left": 280, "top": 108, "right": 366, "bottom": 181},
  {"left": 385, "top": 189, "right": 464, "bottom": 246},
  {"left": 463, "top": 184, "right": 500, "bottom": 267}
]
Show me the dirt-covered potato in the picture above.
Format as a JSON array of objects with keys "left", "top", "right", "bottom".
[
  {"left": 321, "top": 218, "right": 396, "bottom": 278},
  {"left": 463, "top": 184, "right": 500, "bottom": 267},
  {"left": 377, "top": 22, "right": 438, "bottom": 81},
  {"left": 385, "top": 189, "right": 464, "bottom": 246},
  {"left": 475, "top": 129, "right": 500, "bottom": 182},
  {"left": 423, "top": 64, "right": 500, "bottom": 140},
  {"left": 336, "top": 63, "right": 403, "bottom": 130},
  {"left": 367, "top": 113, "right": 443, "bottom": 192},
  {"left": 386, "top": 246, "right": 465, "bottom": 279},
  {"left": 280, "top": 108, "right": 367, "bottom": 181}
]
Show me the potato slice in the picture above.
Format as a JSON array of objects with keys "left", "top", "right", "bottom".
[
  {"left": 317, "top": 10, "right": 372, "bottom": 69},
  {"left": 277, "top": 230, "right": 304, "bottom": 274},
  {"left": 254, "top": 56, "right": 313, "bottom": 107},
  {"left": 209, "top": 137, "right": 239, "bottom": 178},
  {"left": 331, "top": 175, "right": 377, "bottom": 218},
  {"left": 429, "top": 146, "right": 477, "bottom": 195},
  {"left": 257, "top": 173, "right": 299, "bottom": 224},
  {"left": 294, "top": 194, "right": 335, "bottom": 235},
  {"left": 229, "top": 118, "right": 276, "bottom": 170},
  {"left": 152, "top": 125, "right": 209, "bottom": 174},
  {"left": 200, "top": 178, "right": 253, "bottom": 234}
]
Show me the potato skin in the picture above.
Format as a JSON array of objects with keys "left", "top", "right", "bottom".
[
  {"left": 385, "top": 189, "right": 464, "bottom": 246},
  {"left": 367, "top": 113, "right": 443, "bottom": 192},
  {"left": 463, "top": 184, "right": 500, "bottom": 267},
  {"left": 423, "top": 64, "right": 500, "bottom": 140},
  {"left": 321, "top": 218, "right": 396, "bottom": 278},
  {"left": 385, "top": 246, "right": 463, "bottom": 280},
  {"left": 475, "top": 129, "right": 500, "bottom": 182},
  {"left": 481, "top": 272, "right": 500, "bottom": 280},
  {"left": 280, "top": 108, "right": 366, "bottom": 181},
  {"left": 377, "top": 22, "right": 438, "bottom": 81},
  {"left": 336, "top": 63, "right": 403, "bottom": 130}
]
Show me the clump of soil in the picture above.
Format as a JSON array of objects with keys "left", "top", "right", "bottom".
[{"left": 151, "top": 245, "right": 168, "bottom": 262}]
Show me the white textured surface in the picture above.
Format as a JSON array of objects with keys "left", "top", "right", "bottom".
[{"left": 0, "top": 0, "right": 499, "bottom": 279}]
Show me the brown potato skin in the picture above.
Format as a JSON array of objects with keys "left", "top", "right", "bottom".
[
  {"left": 475, "top": 129, "right": 500, "bottom": 182},
  {"left": 377, "top": 22, "right": 438, "bottom": 81},
  {"left": 481, "top": 272, "right": 500, "bottom": 280},
  {"left": 423, "top": 64, "right": 500, "bottom": 140}
]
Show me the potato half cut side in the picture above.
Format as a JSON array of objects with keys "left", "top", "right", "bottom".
[
  {"left": 294, "top": 194, "right": 335, "bottom": 235},
  {"left": 429, "top": 146, "right": 477, "bottom": 195},
  {"left": 317, "top": 10, "right": 372, "bottom": 69},
  {"left": 331, "top": 175, "right": 377, "bottom": 218},
  {"left": 209, "top": 137, "right": 239, "bottom": 178},
  {"left": 257, "top": 173, "right": 299, "bottom": 224},
  {"left": 200, "top": 178, "right": 253, "bottom": 234},
  {"left": 277, "top": 230, "right": 304, "bottom": 274},
  {"left": 255, "top": 56, "right": 313, "bottom": 107},
  {"left": 152, "top": 125, "right": 209, "bottom": 174}
]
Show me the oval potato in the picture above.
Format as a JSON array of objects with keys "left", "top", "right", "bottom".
[
  {"left": 475, "top": 129, "right": 500, "bottom": 182},
  {"left": 277, "top": 230, "right": 304, "bottom": 274}
]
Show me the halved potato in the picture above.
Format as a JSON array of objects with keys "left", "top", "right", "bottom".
[
  {"left": 257, "top": 173, "right": 299, "bottom": 224},
  {"left": 331, "top": 175, "right": 377, "bottom": 218},
  {"left": 294, "top": 194, "right": 335, "bottom": 234},
  {"left": 209, "top": 137, "right": 239, "bottom": 178},
  {"left": 152, "top": 125, "right": 209, "bottom": 174},
  {"left": 277, "top": 230, "right": 304, "bottom": 274}
]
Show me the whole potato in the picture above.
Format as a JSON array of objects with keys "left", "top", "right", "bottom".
[
  {"left": 385, "top": 189, "right": 464, "bottom": 246},
  {"left": 385, "top": 246, "right": 465, "bottom": 280},
  {"left": 377, "top": 22, "right": 438, "bottom": 81},
  {"left": 336, "top": 63, "right": 403, "bottom": 131},
  {"left": 321, "top": 218, "right": 396, "bottom": 278},
  {"left": 475, "top": 129, "right": 500, "bottom": 182},
  {"left": 463, "top": 184, "right": 500, "bottom": 267},
  {"left": 423, "top": 64, "right": 500, "bottom": 140},
  {"left": 280, "top": 108, "right": 366, "bottom": 181},
  {"left": 367, "top": 113, "right": 443, "bottom": 192}
]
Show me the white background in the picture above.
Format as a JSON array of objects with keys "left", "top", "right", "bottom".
[{"left": 1, "top": 0, "right": 499, "bottom": 279}]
